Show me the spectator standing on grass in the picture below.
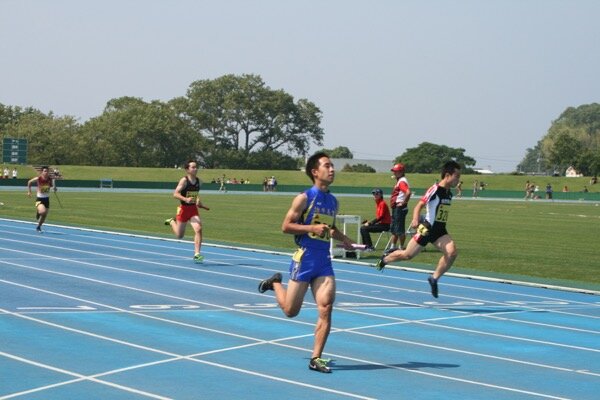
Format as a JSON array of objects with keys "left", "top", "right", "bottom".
[
  {"left": 376, "top": 160, "right": 461, "bottom": 299},
  {"left": 27, "top": 166, "right": 56, "bottom": 233},
  {"left": 219, "top": 174, "right": 227, "bottom": 192},
  {"left": 360, "top": 188, "right": 391, "bottom": 251},
  {"left": 524, "top": 180, "right": 535, "bottom": 200},
  {"left": 164, "top": 160, "right": 210, "bottom": 263},
  {"left": 472, "top": 179, "right": 479, "bottom": 198},
  {"left": 389, "top": 163, "right": 411, "bottom": 250},
  {"left": 545, "top": 183, "right": 553, "bottom": 199},
  {"left": 257, "top": 151, "right": 357, "bottom": 374}
]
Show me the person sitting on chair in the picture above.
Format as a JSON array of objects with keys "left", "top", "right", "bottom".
[{"left": 360, "top": 188, "right": 391, "bottom": 251}]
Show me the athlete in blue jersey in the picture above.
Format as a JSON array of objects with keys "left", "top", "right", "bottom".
[
  {"left": 376, "top": 160, "right": 461, "bottom": 298},
  {"left": 258, "top": 151, "right": 356, "bottom": 373}
]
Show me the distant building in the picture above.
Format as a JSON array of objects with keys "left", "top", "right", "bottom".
[
  {"left": 565, "top": 166, "right": 583, "bottom": 177},
  {"left": 330, "top": 158, "right": 394, "bottom": 173},
  {"left": 473, "top": 167, "right": 495, "bottom": 175}
]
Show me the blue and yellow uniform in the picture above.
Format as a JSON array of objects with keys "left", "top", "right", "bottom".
[{"left": 290, "top": 186, "right": 339, "bottom": 282}]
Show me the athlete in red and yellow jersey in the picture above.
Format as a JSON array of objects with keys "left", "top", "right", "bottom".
[
  {"left": 27, "top": 166, "right": 55, "bottom": 233},
  {"left": 165, "top": 160, "right": 210, "bottom": 263}
]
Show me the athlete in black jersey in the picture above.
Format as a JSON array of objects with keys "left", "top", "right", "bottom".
[
  {"left": 375, "top": 160, "right": 461, "bottom": 298},
  {"left": 164, "top": 160, "right": 210, "bottom": 263}
]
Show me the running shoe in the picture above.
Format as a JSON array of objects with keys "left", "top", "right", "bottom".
[
  {"left": 164, "top": 217, "right": 174, "bottom": 226},
  {"left": 36, "top": 226, "right": 43, "bottom": 233},
  {"left": 428, "top": 275, "right": 439, "bottom": 298},
  {"left": 375, "top": 256, "right": 386, "bottom": 271},
  {"left": 309, "top": 357, "right": 332, "bottom": 373},
  {"left": 257, "top": 272, "right": 282, "bottom": 293},
  {"left": 193, "top": 253, "right": 204, "bottom": 264}
]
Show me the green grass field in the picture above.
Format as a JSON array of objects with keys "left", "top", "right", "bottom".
[
  {"left": 1, "top": 188, "right": 599, "bottom": 291},
  {"left": 12, "top": 164, "right": 598, "bottom": 192}
]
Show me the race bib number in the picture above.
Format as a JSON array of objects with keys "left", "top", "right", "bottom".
[
  {"left": 187, "top": 190, "right": 199, "bottom": 202},
  {"left": 435, "top": 205, "right": 449, "bottom": 223},
  {"left": 309, "top": 212, "right": 334, "bottom": 241}
]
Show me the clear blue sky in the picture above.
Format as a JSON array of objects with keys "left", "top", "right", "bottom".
[{"left": 1, "top": 0, "right": 599, "bottom": 172}]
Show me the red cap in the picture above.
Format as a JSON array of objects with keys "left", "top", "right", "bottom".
[{"left": 391, "top": 163, "right": 405, "bottom": 172}]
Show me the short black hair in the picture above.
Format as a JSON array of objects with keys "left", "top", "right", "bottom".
[
  {"left": 184, "top": 160, "right": 197, "bottom": 170},
  {"left": 305, "top": 151, "right": 330, "bottom": 182},
  {"left": 441, "top": 160, "right": 461, "bottom": 179}
]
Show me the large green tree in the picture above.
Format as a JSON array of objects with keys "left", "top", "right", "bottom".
[
  {"left": 396, "top": 142, "right": 476, "bottom": 173},
  {"left": 322, "top": 146, "right": 353, "bottom": 158},
  {"left": 180, "top": 74, "right": 324, "bottom": 168},
  {"left": 79, "top": 97, "right": 201, "bottom": 167},
  {"left": 538, "top": 103, "right": 600, "bottom": 176},
  {"left": 0, "top": 103, "right": 42, "bottom": 133},
  {"left": 2, "top": 75, "right": 326, "bottom": 169},
  {"left": 517, "top": 141, "right": 545, "bottom": 174},
  {"left": 2, "top": 110, "right": 80, "bottom": 165}
]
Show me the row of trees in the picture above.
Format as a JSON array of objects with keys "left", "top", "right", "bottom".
[
  {"left": 322, "top": 144, "right": 478, "bottom": 174},
  {"left": 518, "top": 103, "right": 600, "bottom": 176},
  {"left": 2, "top": 73, "right": 597, "bottom": 175},
  {"left": 0, "top": 74, "right": 324, "bottom": 169}
]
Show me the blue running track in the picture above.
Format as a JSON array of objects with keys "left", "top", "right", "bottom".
[{"left": 1, "top": 219, "right": 599, "bottom": 399}]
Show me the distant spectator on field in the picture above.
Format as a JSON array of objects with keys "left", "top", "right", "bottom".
[
  {"left": 583, "top": 186, "right": 589, "bottom": 193},
  {"left": 360, "top": 188, "right": 391, "bottom": 251},
  {"left": 456, "top": 180, "right": 463, "bottom": 197},
  {"left": 263, "top": 177, "right": 268, "bottom": 191},
  {"left": 591, "top": 176, "right": 597, "bottom": 185},
  {"left": 562, "top": 185, "right": 569, "bottom": 192},
  {"left": 12, "top": 168, "right": 17, "bottom": 179},
  {"left": 3, "top": 167, "right": 8, "bottom": 179},
  {"left": 472, "top": 180, "right": 479, "bottom": 198},
  {"left": 389, "top": 163, "right": 411, "bottom": 249},
  {"left": 545, "top": 184, "right": 553, "bottom": 199},
  {"left": 219, "top": 174, "right": 227, "bottom": 192},
  {"left": 272, "top": 176, "right": 278, "bottom": 191},
  {"left": 524, "top": 180, "right": 534, "bottom": 200}
]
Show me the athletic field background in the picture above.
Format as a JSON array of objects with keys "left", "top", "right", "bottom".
[
  {"left": 1, "top": 165, "right": 599, "bottom": 291},
  {"left": 3, "top": 164, "right": 599, "bottom": 192}
]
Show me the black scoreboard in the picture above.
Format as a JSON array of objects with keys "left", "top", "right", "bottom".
[{"left": 2, "top": 138, "right": 28, "bottom": 164}]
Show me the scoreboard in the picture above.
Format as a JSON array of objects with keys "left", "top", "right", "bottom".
[{"left": 2, "top": 138, "right": 28, "bottom": 164}]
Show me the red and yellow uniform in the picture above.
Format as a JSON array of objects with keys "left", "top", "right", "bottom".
[{"left": 175, "top": 177, "right": 200, "bottom": 222}]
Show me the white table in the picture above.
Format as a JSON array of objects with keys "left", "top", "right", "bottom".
[{"left": 330, "top": 214, "right": 362, "bottom": 260}]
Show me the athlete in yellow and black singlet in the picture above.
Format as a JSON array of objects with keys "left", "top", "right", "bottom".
[{"left": 164, "top": 160, "right": 209, "bottom": 263}]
